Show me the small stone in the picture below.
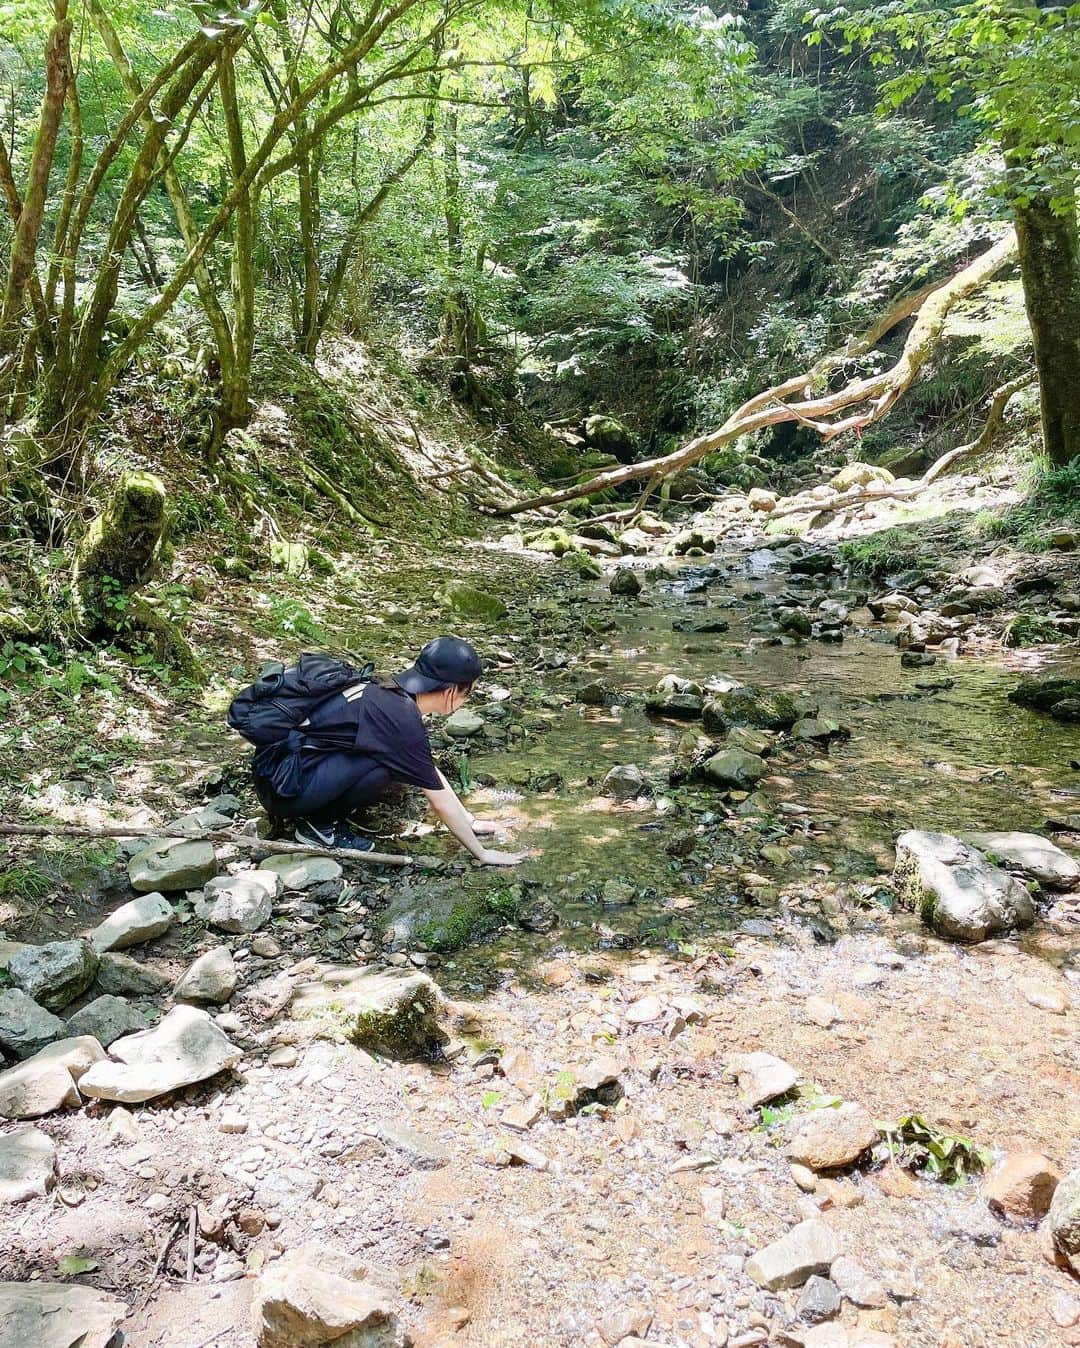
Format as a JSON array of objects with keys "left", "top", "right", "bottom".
[
  {"left": 251, "top": 935, "right": 281, "bottom": 958},
  {"left": 791, "top": 1163, "right": 818, "bottom": 1193},
  {"left": 746, "top": 1218, "right": 841, "bottom": 1290},
  {"left": 603, "top": 764, "right": 646, "bottom": 801},
  {"left": 703, "top": 748, "right": 767, "bottom": 789},
  {"left": 268, "top": 1045, "right": 298, "bottom": 1068},
  {"left": 106, "top": 1108, "right": 141, "bottom": 1144},
  {"left": 796, "top": 1275, "right": 841, "bottom": 1324},
  {"left": 1018, "top": 978, "right": 1070, "bottom": 1014},
  {"left": 218, "top": 1110, "right": 248, "bottom": 1134},
  {"left": 625, "top": 995, "right": 663, "bottom": 1024},
  {"left": 64, "top": 995, "right": 147, "bottom": 1048},
  {"left": 88, "top": 892, "right": 174, "bottom": 952},
  {"left": 373, "top": 1122, "right": 449, "bottom": 1169},
  {"left": 805, "top": 996, "right": 839, "bottom": 1028},
  {"left": 0, "top": 1125, "right": 57, "bottom": 1203},
  {"left": 8, "top": 940, "right": 99, "bottom": 1012},
  {"left": 734, "top": 1051, "right": 799, "bottom": 1107},
  {"left": 983, "top": 1150, "right": 1061, "bottom": 1219},
  {"left": 0, "top": 1037, "right": 105, "bottom": 1120},
  {"left": 830, "top": 1255, "right": 887, "bottom": 1308},
  {"left": 786, "top": 1102, "right": 879, "bottom": 1172},
  {"left": 596, "top": 1305, "right": 653, "bottom": 1344},
  {"left": 1047, "top": 1166, "right": 1080, "bottom": 1273},
  {"left": 503, "top": 1139, "right": 550, "bottom": 1170},
  {"left": 292, "top": 966, "right": 444, "bottom": 1060},
  {"left": 501, "top": 1100, "right": 542, "bottom": 1131},
  {"left": 610, "top": 568, "right": 642, "bottom": 597},
  {"left": 1050, "top": 1292, "right": 1080, "bottom": 1328},
  {"left": 93, "top": 953, "right": 171, "bottom": 998},
  {"left": 173, "top": 947, "right": 237, "bottom": 1005},
  {"left": 444, "top": 708, "right": 485, "bottom": 738},
  {"left": 0, "top": 989, "right": 66, "bottom": 1059},
  {"left": 238, "top": 1206, "right": 266, "bottom": 1236}
]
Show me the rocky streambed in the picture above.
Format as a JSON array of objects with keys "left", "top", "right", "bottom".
[{"left": 1, "top": 507, "right": 1080, "bottom": 1348}]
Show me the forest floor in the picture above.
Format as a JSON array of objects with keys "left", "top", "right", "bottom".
[{"left": 2, "top": 459, "right": 1080, "bottom": 1348}]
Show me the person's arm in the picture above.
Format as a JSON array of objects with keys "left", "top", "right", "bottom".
[
  {"left": 433, "top": 768, "right": 498, "bottom": 834},
  {"left": 422, "top": 779, "right": 527, "bottom": 865}
]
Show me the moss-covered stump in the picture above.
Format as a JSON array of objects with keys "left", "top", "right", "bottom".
[
  {"left": 72, "top": 471, "right": 202, "bottom": 680},
  {"left": 291, "top": 966, "right": 446, "bottom": 1060}
]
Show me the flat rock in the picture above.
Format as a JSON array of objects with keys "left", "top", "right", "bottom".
[
  {"left": 8, "top": 940, "right": 99, "bottom": 1011},
  {"left": 0, "top": 989, "right": 66, "bottom": 1059},
  {"left": 373, "top": 1121, "right": 449, "bottom": 1169},
  {"left": 0, "top": 1126, "right": 56, "bottom": 1203},
  {"left": 198, "top": 871, "right": 279, "bottom": 932},
  {"left": 786, "top": 1102, "right": 879, "bottom": 1172},
  {"left": 292, "top": 965, "right": 444, "bottom": 1059},
  {"left": 0, "top": 940, "right": 28, "bottom": 970},
  {"left": 259, "top": 853, "right": 343, "bottom": 890},
  {"left": 174, "top": 946, "right": 237, "bottom": 1004},
  {"left": 251, "top": 1245, "right": 409, "bottom": 1348},
  {"left": 0, "top": 1282, "right": 127, "bottom": 1348},
  {"left": 963, "top": 830, "right": 1080, "bottom": 889},
  {"left": 0, "top": 1037, "right": 105, "bottom": 1119},
  {"left": 89, "top": 892, "right": 174, "bottom": 951},
  {"left": 79, "top": 1005, "right": 241, "bottom": 1104},
  {"left": 1019, "top": 978, "right": 1070, "bottom": 1014},
  {"left": 893, "top": 830, "right": 1034, "bottom": 942},
  {"left": 984, "top": 1150, "right": 1060, "bottom": 1219},
  {"left": 129, "top": 837, "right": 218, "bottom": 892},
  {"left": 64, "top": 995, "right": 147, "bottom": 1047},
  {"left": 746, "top": 1218, "right": 841, "bottom": 1290},
  {"left": 735, "top": 1051, "right": 799, "bottom": 1107}
]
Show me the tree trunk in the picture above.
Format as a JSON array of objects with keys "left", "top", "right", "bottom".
[{"left": 1011, "top": 184, "right": 1080, "bottom": 466}]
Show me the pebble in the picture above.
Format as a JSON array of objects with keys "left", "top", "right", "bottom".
[{"left": 218, "top": 1111, "right": 249, "bottom": 1134}]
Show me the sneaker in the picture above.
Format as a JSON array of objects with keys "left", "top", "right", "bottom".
[{"left": 294, "top": 819, "right": 375, "bottom": 852}]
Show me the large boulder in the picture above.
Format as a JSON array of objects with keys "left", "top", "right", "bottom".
[
  {"left": 702, "top": 684, "right": 803, "bottom": 733},
  {"left": 128, "top": 837, "right": 218, "bottom": 892},
  {"left": 173, "top": 947, "right": 237, "bottom": 1005},
  {"left": 197, "top": 871, "right": 279, "bottom": 933},
  {"left": 8, "top": 940, "right": 99, "bottom": 1011},
  {"left": 251, "top": 1245, "right": 409, "bottom": 1348},
  {"left": 0, "top": 1037, "right": 105, "bottom": 1120},
  {"left": 89, "top": 892, "right": 174, "bottom": 951},
  {"left": 0, "top": 1126, "right": 57, "bottom": 1204},
  {"left": 702, "top": 749, "right": 766, "bottom": 790},
  {"left": 894, "top": 831, "right": 1035, "bottom": 942},
  {"left": 64, "top": 995, "right": 147, "bottom": 1048},
  {"left": 0, "top": 1282, "right": 127, "bottom": 1348},
  {"left": 78, "top": 1005, "right": 241, "bottom": 1104},
  {"left": 0, "top": 990, "right": 66, "bottom": 1059},
  {"left": 292, "top": 966, "right": 445, "bottom": 1060},
  {"left": 962, "top": 831, "right": 1080, "bottom": 890}
]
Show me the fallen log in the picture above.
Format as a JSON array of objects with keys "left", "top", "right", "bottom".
[
  {"left": 0, "top": 822, "right": 443, "bottom": 870},
  {"left": 496, "top": 233, "right": 1017, "bottom": 516}
]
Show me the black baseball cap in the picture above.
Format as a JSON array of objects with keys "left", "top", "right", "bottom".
[{"left": 395, "top": 636, "right": 483, "bottom": 694}]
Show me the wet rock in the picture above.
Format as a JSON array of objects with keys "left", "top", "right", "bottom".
[
  {"left": 703, "top": 748, "right": 766, "bottom": 789},
  {"left": 893, "top": 830, "right": 1034, "bottom": 942},
  {"left": 703, "top": 683, "right": 802, "bottom": 732},
  {"left": 797, "top": 1275, "right": 841, "bottom": 1324},
  {"left": 198, "top": 870, "right": 281, "bottom": 932},
  {"left": 1046, "top": 1167, "right": 1080, "bottom": 1274},
  {"left": 830, "top": 1256, "right": 887, "bottom": 1308},
  {"left": 524, "top": 526, "right": 574, "bottom": 555},
  {"left": 746, "top": 1218, "right": 840, "bottom": 1290},
  {"left": 8, "top": 940, "right": 99, "bottom": 1012},
  {"left": 576, "top": 679, "right": 611, "bottom": 706},
  {"left": 789, "top": 551, "right": 834, "bottom": 576},
  {"left": 0, "top": 990, "right": 66, "bottom": 1059},
  {"left": 962, "top": 830, "right": 1080, "bottom": 890},
  {"left": 94, "top": 952, "right": 171, "bottom": 997},
  {"left": 786, "top": 1103, "right": 879, "bottom": 1171},
  {"left": 0, "top": 1037, "right": 105, "bottom": 1119},
  {"left": 89, "top": 892, "right": 174, "bottom": 952},
  {"left": 789, "top": 717, "right": 847, "bottom": 744},
  {"left": 609, "top": 567, "right": 642, "bottom": 597},
  {"left": 173, "top": 946, "right": 238, "bottom": 1006},
  {"left": 779, "top": 609, "right": 813, "bottom": 637},
  {"left": 1009, "top": 676, "right": 1080, "bottom": 722},
  {"left": 259, "top": 853, "right": 343, "bottom": 890},
  {"left": 129, "top": 837, "right": 218, "bottom": 892},
  {"left": 603, "top": 763, "right": 647, "bottom": 801},
  {"left": 727, "top": 725, "right": 774, "bottom": 757},
  {"left": 64, "top": 995, "right": 147, "bottom": 1047},
  {"left": 444, "top": 708, "right": 486, "bottom": 738},
  {"left": 438, "top": 580, "right": 508, "bottom": 620},
  {"left": 669, "top": 528, "right": 716, "bottom": 555},
  {"left": 79, "top": 1005, "right": 241, "bottom": 1104},
  {"left": 900, "top": 651, "right": 936, "bottom": 669},
  {"left": 646, "top": 674, "right": 705, "bottom": 719},
  {"left": 518, "top": 897, "right": 558, "bottom": 933},
  {"left": 292, "top": 966, "right": 445, "bottom": 1060},
  {"left": 251, "top": 1244, "right": 409, "bottom": 1348},
  {"left": 984, "top": 1150, "right": 1060, "bottom": 1219},
  {"left": 0, "top": 1126, "right": 56, "bottom": 1203},
  {"left": 0, "top": 1282, "right": 127, "bottom": 1348},
  {"left": 735, "top": 1051, "right": 799, "bottom": 1107}
]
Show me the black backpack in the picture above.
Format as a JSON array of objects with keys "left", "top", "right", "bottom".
[{"left": 227, "top": 652, "right": 374, "bottom": 797}]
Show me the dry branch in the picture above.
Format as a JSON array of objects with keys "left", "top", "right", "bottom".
[
  {"left": 496, "top": 233, "right": 1017, "bottom": 517},
  {"left": 0, "top": 822, "right": 442, "bottom": 870},
  {"left": 922, "top": 370, "right": 1037, "bottom": 485}
]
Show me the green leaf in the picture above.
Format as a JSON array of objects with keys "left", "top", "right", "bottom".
[{"left": 57, "top": 1256, "right": 98, "bottom": 1275}]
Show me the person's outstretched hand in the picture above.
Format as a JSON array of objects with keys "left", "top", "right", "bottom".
[{"left": 478, "top": 847, "right": 530, "bottom": 866}]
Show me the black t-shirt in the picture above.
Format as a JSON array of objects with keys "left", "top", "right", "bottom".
[{"left": 304, "top": 680, "right": 442, "bottom": 790}]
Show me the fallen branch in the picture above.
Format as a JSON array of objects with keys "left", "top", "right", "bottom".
[
  {"left": 0, "top": 822, "right": 442, "bottom": 870},
  {"left": 496, "top": 233, "right": 1017, "bottom": 516},
  {"left": 922, "top": 370, "right": 1037, "bottom": 485},
  {"left": 763, "top": 482, "right": 925, "bottom": 525}
]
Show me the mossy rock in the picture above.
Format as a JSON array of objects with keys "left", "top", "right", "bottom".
[
  {"left": 829, "top": 462, "right": 895, "bottom": 493},
  {"left": 702, "top": 684, "right": 801, "bottom": 732},
  {"left": 74, "top": 470, "right": 166, "bottom": 610},
  {"left": 291, "top": 967, "right": 446, "bottom": 1060},
  {"left": 437, "top": 580, "right": 509, "bottom": 621},
  {"left": 269, "top": 540, "right": 310, "bottom": 576},
  {"left": 561, "top": 549, "right": 603, "bottom": 580},
  {"left": 524, "top": 527, "right": 574, "bottom": 556}
]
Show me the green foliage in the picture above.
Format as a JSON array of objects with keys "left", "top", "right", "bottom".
[
  {"left": 264, "top": 597, "right": 327, "bottom": 644},
  {"left": 879, "top": 1113, "right": 990, "bottom": 1184},
  {"left": 984, "top": 458, "right": 1080, "bottom": 552},
  {"left": 837, "top": 528, "right": 933, "bottom": 577},
  {"left": 0, "top": 641, "right": 118, "bottom": 712}
]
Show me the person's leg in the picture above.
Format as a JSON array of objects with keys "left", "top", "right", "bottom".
[{"left": 300, "top": 758, "right": 393, "bottom": 827}]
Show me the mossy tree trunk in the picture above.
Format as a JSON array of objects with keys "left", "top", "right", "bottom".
[{"left": 1010, "top": 182, "right": 1080, "bottom": 467}]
